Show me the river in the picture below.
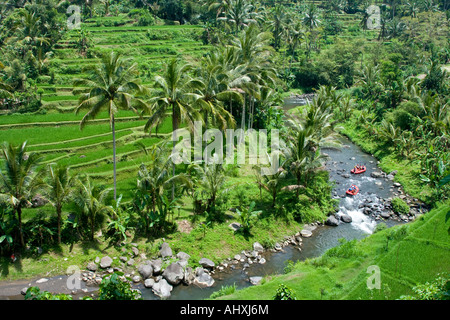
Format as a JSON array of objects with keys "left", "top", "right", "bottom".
[{"left": 0, "top": 98, "right": 403, "bottom": 300}]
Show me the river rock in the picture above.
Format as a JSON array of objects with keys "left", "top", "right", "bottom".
[
  {"left": 259, "top": 258, "right": 266, "bottom": 264},
  {"left": 326, "top": 215, "right": 339, "bottom": 226},
  {"left": 340, "top": 214, "right": 352, "bottom": 223},
  {"left": 176, "top": 252, "right": 190, "bottom": 261},
  {"left": 393, "top": 182, "right": 401, "bottom": 187},
  {"left": 253, "top": 242, "right": 264, "bottom": 252},
  {"left": 87, "top": 262, "right": 98, "bottom": 272},
  {"left": 151, "top": 259, "right": 163, "bottom": 274},
  {"left": 193, "top": 270, "right": 215, "bottom": 288},
  {"left": 380, "top": 211, "right": 391, "bottom": 219},
  {"left": 162, "top": 262, "right": 184, "bottom": 285},
  {"left": 100, "top": 256, "right": 113, "bottom": 269},
  {"left": 274, "top": 243, "right": 282, "bottom": 251},
  {"left": 371, "top": 172, "right": 383, "bottom": 178},
  {"left": 159, "top": 242, "right": 172, "bottom": 258},
  {"left": 300, "top": 229, "right": 312, "bottom": 237},
  {"left": 249, "top": 276, "right": 263, "bottom": 285},
  {"left": 138, "top": 263, "right": 153, "bottom": 280},
  {"left": 199, "top": 258, "right": 215, "bottom": 269},
  {"left": 131, "top": 246, "right": 139, "bottom": 257},
  {"left": 152, "top": 279, "right": 173, "bottom": 299},
  {"left": 229, "top": 222, "right": 242, "bottom": 231},
  {"left": 144, "top": 278, "right": 155, "bottom": 288},
  {"left": 389, "top": 170, "right": 398, "bottom": 176},
  {"left": 183, "top": 267, "right": 195, "bottom": 285}
]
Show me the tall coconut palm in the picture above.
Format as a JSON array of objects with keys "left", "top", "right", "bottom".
[
  {"left": 73, "top": 51, "right": 148, "bottom": 201},
  {"left": 193, "top": 51, "right": 241, "bottom": 130},
  {"left": 44, "top": 164, "right": 76, "bottom": 244},
  {"left": 0, "top": 142, "right": 43, "bottom": 247},
  {"left": 302, "top": 3, "right": 321, "bottom": 31},
  {"left": 144, "top": 59, "right": 201, "bottom": 199},
  {"left": 216, "top": 0, "right": 258, "bottom": 34},
  {"left": 144, "top": 58, "right": 201, "bottom": 135}
]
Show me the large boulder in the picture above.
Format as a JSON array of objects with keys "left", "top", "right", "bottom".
[
  {"left": 253, "top": 242, "right": 264, "bottom": 253},
  {"left": 193, "top": 268, "right": 214, "bottom": 288},
  {"left": 151, "top": 259, "right": 163, "bottom": 274},
  {"left": 152, "top": 279, "right": 173, "bottom": 299},
  {"left": 340, "top": 214, "right": 352, "bottom": 223},
  {"left": 162, "top": 262, "right": 184, "bottom": 285},
  {"left": 176, "top": 252, "right": 190, "bottom": 261},
  {"left": 138, "top": 263, "right": 153, "bottom": 280},
  {"left": 199, "top": 258, "right": 215, "bottom": 269},
  {"left": 183, "top": 266, "right": 195, "bottom": 285},
  {"left": 100, "top": 256, "right": 113, "bottom": 269},
  {"left": 300, "top": 229, "right": 312, "bottom": 238},
  {"left": 326, "top": 215, "right": 339, "bottom": 226},
  {"left": 249, "top": 276, "right": 263, "bottom": 285},
  {"left": 159, "top": 242, "right": 173, "bottom": 258},
  {"left": 371, "top": 172, "right": 383, "bottom": 178},
  {"left": 86, "top": 262, "right": 98, "bottom": 272}
]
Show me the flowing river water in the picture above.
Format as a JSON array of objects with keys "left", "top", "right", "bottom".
[{"left": 0, "top": 98, "right": 404, "bottom": 300}]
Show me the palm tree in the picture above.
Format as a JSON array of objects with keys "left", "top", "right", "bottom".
[
  {"left": 44, "top": 164, "right": 76, "bottom": 244},
  {"left": 144, "top": 58, "right": 201, "bottom": 135},
  {"left": 72, "top": 176, "right": 113, "bottom": 241},
  {"left": 0, "top": 142, "right": 43, "bottom": 247},
  {"left": 74, "top": 51, "right": 148, "bottom": 201},
  {"left": 268, "top": 4, "right": 290, "bottom": 51},
  {"left": 193, "top": 52, "right": 241, "bottom": 130},
  {"left": 188, "top": 161, "right": 227, "bottom": 216},
  {"left": 302, "top": 3, "right": 321, "bottom": 31},
  {"left": 216, "top": 0, "right": 258, "bottom": 34},
  {"left": 257, "top": 166, "right": 287, "bottom": 208},
  {"left": 136, "top": 144, "right": 191, "bottom": 233}
]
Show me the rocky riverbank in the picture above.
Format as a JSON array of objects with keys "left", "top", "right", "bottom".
[{"left": 49, "top": 223, "right": 320, "bottom": 300}]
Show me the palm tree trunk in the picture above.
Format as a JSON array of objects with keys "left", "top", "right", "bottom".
[
  {"left": 112, "top": 114, "right": 117, "bottom": 201},
  {"left": 17, "top": 206, "right": 24, "bottom": 247},
  {"left": 172, "top": 104, "right": 180, "bottom": 201},
  {"left": 57, "top": 205, "right": 62, "bottom": 244}
]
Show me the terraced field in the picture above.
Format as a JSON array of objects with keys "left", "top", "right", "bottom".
[{"left": 2, "top": 16, "right": 209, "bottom": 202}]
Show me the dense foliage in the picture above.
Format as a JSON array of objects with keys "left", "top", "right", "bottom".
[{"left": 0, "top": 0, "right": 448, "bottom": 301}]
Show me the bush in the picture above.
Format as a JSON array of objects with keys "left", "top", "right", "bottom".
[
  {"left": 391, "top": 197, "right": 410, "bottom": 215},
  {"left": 97, "top": 272, "right": 142, "bottom": 300},
  {"left": 399, "top": 273, "right": 450, "bottom": 300},
  {"left": 273, "top": 284, "right": 297, "bottom": 300},
  {"left": 25, "top": 287, "right": 72, "bottom": 300}
]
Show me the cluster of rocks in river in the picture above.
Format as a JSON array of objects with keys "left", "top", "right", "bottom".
[
  {"left": 77, "top": 224, "right": 318, "bottom": 299},
  {"left": 328, "top": 164, "right": 429, "bottom": 224}
]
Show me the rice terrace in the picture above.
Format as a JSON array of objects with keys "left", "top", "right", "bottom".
[{"left": 0, "top": 0, "right": 448, "bottom": 310}]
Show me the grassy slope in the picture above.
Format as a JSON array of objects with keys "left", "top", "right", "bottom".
[{"left": 216, "top": 202, "right": 450, "bottom": 300}]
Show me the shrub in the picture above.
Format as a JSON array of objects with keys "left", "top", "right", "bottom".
[
  {"left": 399, "top": 273, "right": 450, "bottom": 300},
  {"left": 97, "top": 272, "right": 142, "bottom": 300},
  {"left": 25, "top": 287, "right": 72, "bottom": 300},
  {"left": 273, "top": 284, "right": 297, "bottom": 300},
  {"left": 391, "top": 197, "right": 410, "bottom": 215}
]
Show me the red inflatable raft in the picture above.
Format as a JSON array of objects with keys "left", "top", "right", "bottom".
[
  {"left": 346, "top": 185, "right": 359, "bottom": 196},
  {"left": 351, "top": 166, "right": 366, "bottom": 174}
]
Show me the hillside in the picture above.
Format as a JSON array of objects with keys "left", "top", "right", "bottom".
[{"left": 215, "top": 202, "right": 450, "bottom": 300}]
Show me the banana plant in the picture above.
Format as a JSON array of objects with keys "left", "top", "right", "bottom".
[{"left": 235, "top": 201, "right": 261, "bottom": 233}]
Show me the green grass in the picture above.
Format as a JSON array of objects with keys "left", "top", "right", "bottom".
[{"left": 215, "top": 202, "right": 450, "bottom": 300}]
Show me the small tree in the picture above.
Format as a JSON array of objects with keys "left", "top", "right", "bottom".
[{"left": 235, "top": 201, "right": 261, "bottom": 233}]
